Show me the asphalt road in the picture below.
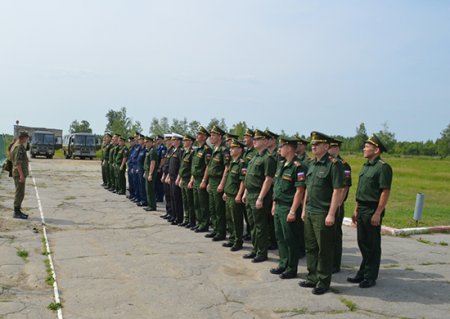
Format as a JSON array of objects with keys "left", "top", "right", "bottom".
[{"left": 1, "top": 159, "right": 449, "bottom": 319}]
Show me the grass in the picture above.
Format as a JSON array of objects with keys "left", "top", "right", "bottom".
[
  {"left": 340, "top": 297, "right": 357, "bottom": 312},
  {"left": 273, "top": 308, "right": 308, "bottom": 315},
  {"left": 439, "top": 241, "right": 448, "bottom": 246},
  {"left": 16, "top": 248, "right": 29, "bottom": 262},
  {"left": 405, "top": 267, "right": 415, "bottom": 271},
  {"left": 44, "top": 259, "right": 55, "bottom": 286},
  {"left": 383, "top": 264, "right": 400, "bottom": 268},
  {"left": 416, "top": 238, "right": 433, "bottom": 245},
  {"left": 342, "top": 154, "right": 450, "bottom": 228},
  {"left": 48, "top": 302, "right": 62, "bottom": 311}
]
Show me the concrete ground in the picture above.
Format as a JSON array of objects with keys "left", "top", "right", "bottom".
[{"left": 0, "top": 159, "right": 449, "bottom": 319}]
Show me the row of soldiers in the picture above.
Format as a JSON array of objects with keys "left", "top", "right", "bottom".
[{"left": 100, "top": 126, "right": 392, "bottom": 295}]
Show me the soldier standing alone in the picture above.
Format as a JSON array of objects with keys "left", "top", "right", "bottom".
[{"left": 11, "top": 131, "right": 30, "bottom": 219}]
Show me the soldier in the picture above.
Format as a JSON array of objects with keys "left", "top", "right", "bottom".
[
  {"left": 299, "top": 131, "right": 345, "bottom": 295},
  {"left": 188, "top": 126, "right": 212, "bottom": 232},
  {"left": 242, "top": 128, "right": 257, "bottom": 240},
  {"left": 347, "top": 134, "right": 393, "bottom": 289},
  {"left": 155, "top": 135, "right": 166, "bottom": 202},
  {"left": 11, "top": 131, "right": 30, "bottom": 219},
  {"left": 143, "top": 136, "right": 158, "bottom": 211},
  {"left": 294, "top": 134, "right": 310, "bottom": 168},
  {"left": 270, "top": 137, "right": 307, "bottom": 279},
  {"left": 107, "top": 134, "right": 119, "bottom": 191},
  {"left": 176, "top": 134, "right": 196, "bottom": 227},
  {"left": 225, "top": 133, "right": 239, "bottom": 148},
  {"left": 126, "top": 136, "right": 136, "bottom": 199},
  {"left": 115, "top": 136, "right": 129, "bottom": 195},
  {"left": 101, "top": 133, "right": 112, "bottom": 187},
  {"left": 264, "top": 129, "right": 280, "bottom": 251},
  {"left": 166, "top": 134, "right": 184, "bottom": 224},
  {"left": 222, "top": 139, "right": 246, "bottom": 251},
  {"left": 328, "top": 138, "right": 352, "bottom": 274},
  {"left": 135, "top": 135, "right": 147, "bottom": 206},
  {"left": 204, "top": 126, "right": 230, "bottom": 242},
  {"left": 130, "top": 134, "right": 142, "bottom": 202},
  {"left": 242, "top": 129, "right": 277, "bottom": 263},
  {"left": 160, "top": 134, "right": 174, "bottom": 220}
]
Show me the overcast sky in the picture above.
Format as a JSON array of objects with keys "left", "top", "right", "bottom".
[{"left": 1, "top": 0, "right": 449, "bottom": 141}]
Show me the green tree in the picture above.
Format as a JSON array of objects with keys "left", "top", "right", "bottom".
[
  {"left": 230, "top": 121, "right": 248, "bottom": 138},
  {"left": 207, "top": 118, "right": 228, "bottom": 132},
  {"left": 69, "top": 120, "right": 92, "bottom": 133},
  {"left": 104, "top": 107, "right": 139, "bottom": 137},
  {"left": 149, "top": 117, "right": 170, "bottom": 136},
  {"left": 352, "top": 122, "right": 368, "bottom": 152},
  {"left": 436, "top": 123, "right": 450, "bottom": 158},
  {"left": 376, "top": 122, "right": 396, "bottom": 152}
]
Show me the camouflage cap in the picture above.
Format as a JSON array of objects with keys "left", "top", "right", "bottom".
[
  {"left": 197, "top": 126, "right": 210, "bottom": 137},
  {"left": 366, "top": 134, "right": 387, "bottom": 152},
  {"left": 210, "top": 125, "right": 226, "bottom": 136},
  {"left": 310, "top": 131, "right": 332, "bottom": 145},
  {"left": 229, "top": 139, "right": 245, "bottom": 149}
]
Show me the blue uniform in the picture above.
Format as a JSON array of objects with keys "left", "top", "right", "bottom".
[
  {"left": 127, "top": 144, "right": 139, "bottom": 199},
  {"left": 135, "top": 146, "right": 147, "bottom": 204},
  {"left": 156, "top": 144, "right": 167, "bottom": 202}
]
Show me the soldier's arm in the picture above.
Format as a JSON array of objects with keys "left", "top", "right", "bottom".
[
  {"left": 325, "top": 188, "right": 345, "bottom": 226},
  {"left": 217, "top": 165, "right": 228, "bottom": 192},
  {"left": 258, "top": 176, "right": 273, "bottom": 202},
  {"left": 301, "top": 189, "right": 308, "bottom": 221},
  {"left": 371, "top": 189, "right": 391, "bottom": 226}
]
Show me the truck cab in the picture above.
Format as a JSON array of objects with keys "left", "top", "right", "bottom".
[
  {"left": 30, "top": 131, "right": 56, "bottom": 159},
  {"left": 63, "top": 133, "right": 97, "bottom": 160}
]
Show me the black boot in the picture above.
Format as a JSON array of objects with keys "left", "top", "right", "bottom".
[{"left": 13, "top": 207, "right": 28, "bottom": 219}]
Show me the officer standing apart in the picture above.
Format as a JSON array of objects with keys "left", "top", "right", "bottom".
[
  {"left": 11, "top": 131, "right": 30, "bottom": 219},
  {"left": 347, "top": 134, "right": 392, "bottom": 288},
  {"left": 243, "top": 130, "right": 276, "bottom": 263},
  {"left": 188, "top": 126, "right": 212, "bottom": 232},
  {"left": 270, "top": 137, "right": 307, "bottom": 279},
  {"left": 204, "top": 126, "right": 230, "bottom": 241},
  {"left": 299, "top": 131, "right": 344, "bottom": 295},
  {"left": 328, "top": 138, "right": 352, "bottom": 274}
]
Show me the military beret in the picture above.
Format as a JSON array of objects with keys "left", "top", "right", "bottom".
[
  {"left": 330, "top": 138, "right": 343, "bottom": 147},
  {"left": 264, "top": 129, "right": 279, "bottom": 139},
  {"left": 197, "top": 126, "right": 210, "bottom": 137},
  {"left": 293, "top": 134, "right": 309, "bottom": 145},
  {"left": 210, "top": 125, "right": 226, "bottom": 136},
  {"left": 279, "top": 137, "right": 298, "bottom": 147},
  {"left": 18, "top": 131, "right": 29, "bottom": 138},
  {"left": 225, "top": 133, "right": 239, "bottom": 141},
  {"left": 183, "top": 134, "right": 195, "bottom": 142},
  {"left": 310, "top": 131, "right": 332, "bottom": 145},
  {"left": 254, "top": 129, "right": 269, "bottom": 139},
  {"left": 243, "top": 128, "right": 254, "bottom": 137},
  {"left": 229, "top": 139, "right": 245, "bottom": 148},
  {"left": 366, "top": 134, "right": 387, "bottom": 152}
]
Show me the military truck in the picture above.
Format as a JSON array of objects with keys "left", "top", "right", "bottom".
[
  {"left": 30, "top": 131, "right": 56, "bottom": 159},
  {"left": 63, "top": 133, "right": 97, "bottom": 160}
]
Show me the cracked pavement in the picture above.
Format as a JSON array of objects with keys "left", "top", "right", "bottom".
[{"left": 1, "top": 159, "right": 450, "bottom": 319}]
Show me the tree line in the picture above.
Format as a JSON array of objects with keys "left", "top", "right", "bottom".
[{"left": 68, "top": 107, "right": 449, "bottom": 158}]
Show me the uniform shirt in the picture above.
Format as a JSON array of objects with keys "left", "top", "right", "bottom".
[
  {"left": 162, "top": 147, "right": 174, "bottom": 175},
  {"left": 127, "top": 144, "right": 139, "bottom": 169},
  {"left": 207, "top": 145, "right": 230, "bottom": 179},
  {"left": 115, "top": 145, "right": 129, "bottom": 166},
  {"left": 179, "top": 147, "right": 194, "bottom": 182},
  {"left": 168, "top": 147, "right": 183, "bottom": 179},
  {"left": 144, "top": 147, "right": 159, "bottom": 176},
  {"left": 273, "top": 156, "right": 307, "bottom": 206},
  {"left": 224, "top": 155, "right": 246, "bottom": 196},
  {"left": 12, "top": 143, "right": 29, "bottom": 177},
  {"left": 136, "top": 146, "right": 147, "bottom": 171},
  {"left": 157, "top": 144, "right": 167, "bottom": 162},
  {"left": 244, "top": 149, "right": 276, "bottom": 194},
  {"left": 109, "top": 145, "right": 118, "bottom": 165},
  {"left": 337, "top": 154, "right": 352, "bottom": 202},
  {"left": 191, "top": 144, "right": 212, "bottom": 178},
  {"left": 305, "top": 153, "right": 344, "bottom": 215},
  {"left": 356, "top": 156, "right": 392, "bottom": 205},
  {"left": 297, "top": 152, "right": 310, "bottom": 171},
  {"left": 243, "top": 147, "right": 257, "bottom": 165},
  {"left": 102, "top": 143, "right": 112, "bottom": 161}
]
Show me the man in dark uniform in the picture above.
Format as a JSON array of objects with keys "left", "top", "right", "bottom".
[
  {"left": 166, "top": 134, "right": 184, "bottom": 224},
  {"left": 348, "top": 134, "right": 393, "bottom": 288},
  {"left": 126, "top": 136, "right": 137, "bottom": 200},
  {"left": 188, "top": 126, "right": 212, "bottom": 232},
  {"left": 101, "top": 133, "right": 112, "bottom": 187},
  {"left": 225, "top": 133, "right": 239, "bottom": 148},
  {"left": 160, "top": 134, "right": 174, "bottom": 219},
  {"left": 115, "top": 136, "right": 129, "bottom": 195},
  {"left": 108, "top": 134, "right": 119, "bottom": 191},
  {"left": 243, "top": 130, "right": 277, "bottom": 263},
  {"left": 328, "top": 138, "right": 352, "bottom": 274},
  {"left": 294, "top": 134, "right": 310, "bottom": 168},
  {"left": 130, "top": 134, "right": 142, "bottom": 202},
  {"left": 204, "top": 126, "right": 230, "bottom": 241},
  {"left": 271, "top": 137, "right": 307, "bottom": 279},
  {"left": 135, "top": 135, "right": 147, "bottom": 206},
  {"left": 11, "top": 131, "right": 30, "bottom": 219},
  {"left": 155, "top": 135, "right": 166, "bottom": 202},
  {"left": 242, "top": 128, "right": 257, "bottom": 240},
  {"left": 222, "top": 139, "right": 246, "bottom": 251},
  {"left": 299, "top": 131, "right": 345, "bottom": 295},
  {"left": 144, "top": 136, "right": 158, "bottom": 211},
  {"left": 177, "top": 134, "right": 195, "bottom": 227}
]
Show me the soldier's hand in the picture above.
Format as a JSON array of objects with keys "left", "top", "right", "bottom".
[
  {"left": 351, "top": 211, "right": 358, "bottom": 226},
  {"left": 187, "top": 181, "right": 193, "bottom": 189},
  {"left": 287, "top": 212, "right": 296, "bottom": 222},
  {"left": 148, "top": 175, "right": 152, "bottom": 182},
  {"left": 371, "top": 214, "right": 381, "bottom": 226},
  {"left": 325, "top": 214, "right": 335, "bottom": 226},
  {"left": 242, "top": 194, "right": 247, "bottom": 204},
  {"left": 200, "top": 181, "right": 206, "bottom": 190},
  {"left": 235, "top": 195, "right": 242, "bottom": 204},
  {"left": 222, "top": 193, "right": 227, "bottom": 201},
  {"left": 255, "top": 198, "right": 263, "bottom": 209},
  {"left": 301, "top": 211, "right": 305, "bottom": 221},
  {"left": 217, "top": 185, "right": 224, "bottom": 193},
  {"left": 19, "top": 175, "right": 25, "bottom": 183}
]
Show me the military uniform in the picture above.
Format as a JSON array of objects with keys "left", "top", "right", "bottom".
[
  {"left": 179, "top": 135, "right": 195, "bottom": 226},
  {"left": 302, "top": 132, "right": 344, "bottom": 294},
  {"left": 242, "top": 129, "right": 257, "bottom": 238},
  {"left": 168, "top": 135, "right": 184, "bottom": 224},
  {"left": 191, "top": 127, "right": 212, "bottom": 232},
  {"left": 115, "top": 140, "right": 129, "bottom": 195},
  {"left": 127, "top": 137, "right": 138, "bottom": 199},
  {"left": 223, "top": 139, "right": 246, "bottom": 250},
  {"left": 144, "top": 138, "right": 159, "bottom": 210},
  {"left": 11, "top": 133, "right": 30, "bottom": 218},
  {"left": 155, "top": 136, "right": 167, "bottom": 202},
  {"left": 244, "top": 130, "right": 277, "bottom": 260},
  {"left": 101, "top": 135, "right": 112, "bottom": 187},
  {"left": 130, "top": 141, "right": 141, "bottom": 201},
  {"left": 273, "top": 139, "right": 307, "bottom": 276},
  {"left": 135, "top": 138, "right": 147, "bottom": 206},
  {"left": 108, "top": 141, "right": 118, "bottom": 191},
  {"left": 161, "top": 142, "right": 174, "bottom": 219},
  {"left": 353, "top": 135, "right": 392, "bottom": 286}
]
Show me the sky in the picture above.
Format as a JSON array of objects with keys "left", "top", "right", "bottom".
[{"left": 1, "top": 0, "right": 449, "bottom": 141}]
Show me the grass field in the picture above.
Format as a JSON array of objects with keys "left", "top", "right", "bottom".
[{"left": 343, "top": 154, "right": 450, "bottom": 228}]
